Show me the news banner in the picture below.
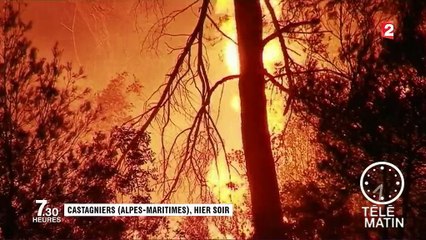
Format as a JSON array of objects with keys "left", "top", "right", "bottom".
[{"left": 33, "top": 200, "right": 233, "bottom": 223}]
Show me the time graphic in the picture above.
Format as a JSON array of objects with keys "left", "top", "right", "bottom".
[{"left": 360, "top": 162, "right": 405, "bottom": 205}]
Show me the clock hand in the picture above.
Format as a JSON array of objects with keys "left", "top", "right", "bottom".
[{"left": 373, "top": 184, "right": 384, "bottom": 199}]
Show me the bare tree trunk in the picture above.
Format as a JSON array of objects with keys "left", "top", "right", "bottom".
[{"left": 234, "top": 0, "right": 284, "bottom": 238}]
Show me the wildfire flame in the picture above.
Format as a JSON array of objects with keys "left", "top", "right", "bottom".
[
  {"left": 218, "top": 0, "right": 283, "bottom": 74},
  {"left": 218, "top": 0, "right": 285, "bottom": 133}
]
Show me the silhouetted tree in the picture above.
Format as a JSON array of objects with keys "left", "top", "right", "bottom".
[
  {"left": 293, "top": 0, "right": 426, "bottom": 239},
  {"left": 128, "top": 0, "right": 320, "bottom": 237},
  {"left": 233, "top": 0, "right": 284, "bottom": 238},
  {"left": 222, "top": 117, "right": 368, "bottom": 239},
  {"left": 0, "top": 3, "right": 156, "bottom": 239}
]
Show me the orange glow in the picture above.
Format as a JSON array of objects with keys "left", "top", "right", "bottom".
[
  {"left": 224, "top": 39, "right": 283, "bottom": 74},
  {"left": 206, "top": 154, "right": 246, "bottom": 204},
  {"left": 14, "top": 0, "right": 415, "bottom": 239},
  {"left": 218, "top": 0, "right": 283, "bottom": 74}
]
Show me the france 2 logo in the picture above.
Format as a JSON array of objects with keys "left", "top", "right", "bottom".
[{"left": 381, "top": 21, "right": 395, "bottom": 39}]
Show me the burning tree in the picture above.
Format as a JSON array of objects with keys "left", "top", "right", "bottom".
[{"left": 128, "top": 0, "right": 321, "bottom": 238}]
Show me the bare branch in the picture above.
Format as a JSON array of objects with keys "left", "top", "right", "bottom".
[
  {"left": 118, "top": 0, "right": 210, "bottom": 168},
  {"left": 264, "top": 71, "right": 290, "bottom": 93},
  {"left": 206, "top": 14, "right": 237, "bottom": 45},
  {"left": 209, "top": 74, "right": 239, "bottom": 99},
  {"left": 262, "top": 19, "right": 320, "bottom": 46}
]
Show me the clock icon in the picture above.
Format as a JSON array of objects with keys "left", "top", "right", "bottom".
[{"left": 360, "top": 161, "right": 404, "bottom": 205}]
